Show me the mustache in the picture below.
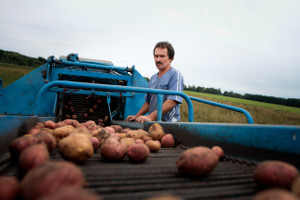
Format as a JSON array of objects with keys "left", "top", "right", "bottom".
[{"left": 156, "top": 61, "right": 163, "bottom": 65}]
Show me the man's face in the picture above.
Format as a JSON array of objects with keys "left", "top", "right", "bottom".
[{"left": 154, "top": 47, "right": 173, "bottom": 71}]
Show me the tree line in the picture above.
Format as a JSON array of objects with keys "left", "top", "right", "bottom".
[
  {"left": 0, "top": 49, "right": 46, "bottom": 67},
  {"left": 184, "top": 84, "right": 300, "bottom": 108}
]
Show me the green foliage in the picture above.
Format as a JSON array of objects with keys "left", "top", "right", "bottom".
[{"left": 0, "top": 49, "right": 46, "bottom": 67}]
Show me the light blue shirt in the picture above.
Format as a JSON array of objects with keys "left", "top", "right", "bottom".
[{"left": 145, "top": 67, "right": 184, "bottom": 122}]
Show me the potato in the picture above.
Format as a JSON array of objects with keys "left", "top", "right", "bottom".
[
  {"left": 55, "top": 121, "right": 66, "bottom": 128},
  {"left": 211, "top": 146, "right": 224, "bottom": 159},
  {"left": 104, "top": 126, "right": 115, "bottom": 134},
  {"left": 254, "top": 160, "right": 299, "bottom": 189},
  {"left": 90, "top": 137, "right": 100, "bottom": 151},
  {"left": 127, "top": 144, "right": 150, "bottom": 163},
  {"left": 37, "top": 187, "right": 100, "bottom": 200},
  {"left": 58, "top": 134, "right": 94, "bottom": 163},
  {"left": 149, "top": 123, "right": 165, "bottom": 140},
  {"left": 84, "top": 120, "right": 96, "bottom": 128},
  {"left": 135, "top": 139, "right": 144, "bottom": 144},
  {"left": 17, "top": 143, "right": 50, "bottom": 178},
  {"left": 44, "top": 120, "right": 56, "bottom": 129},
  {"left": 53, "top": 125, "right": 75, "bottom": 141},
  {"left": 63, "top": 119, "right": 80, "bottom": 127},
  {"left": 28, "top": 125, "right": 41, "bottom": 136},
  {"left": 161, "top": 134, "right": 175, "bottom": 148},
  {"left": 34, "top": 130, "right": 57, "bottom": 152},
  {"left": 126, "top": 129, "right": 149, "bottom": 140},
  {"left": 91, "top": 127, "right": 107, "bottom": 141},
  {"left": 292, "top": 176, "right": 300, "bottom": 198},
  {"left": 0, "top": 176, "right": 19, "bottom": 200},
  {"left": 20, "top": 161, "right": 85, "bottom": 200},
  {"left": 253, "top": 188, "right": 299, "bottom": 200},
  {"left": 110, "top": 125, "right": 123, "bottom": 133},
  {"left": 176, "top": 146, "right": 219, "bottom": 176},
  {"left": 9, "top": 136, "right": 40, "bottom": 163},
  {"left": 100, "top": 136, "right": 127, "bottom": 161},
  {"left": 142, "top": 136, "right": 153, "bottom": 143},
  {"left": 145, "top": 140, "right": 161, "bottom": 153},
  {"left": 71, "top": 127, "right": 92, "bottom": 138},
  {"left": 121, "top": 137, "right": 136, "bottom": 148}
]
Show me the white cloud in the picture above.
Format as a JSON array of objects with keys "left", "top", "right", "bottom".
[
  {"left": 204, "top": 24, "right": 233, "bottom": 38},
  {"left": 165, "top": 9, "right": 189, "bottom": 20}
]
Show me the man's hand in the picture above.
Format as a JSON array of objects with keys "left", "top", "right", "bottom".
[
  {"left": 135, "top": 115, "right": 152, "bottom": 123},
  {"left": 126, "top": 115, "right": 137, "bottom": 122}
]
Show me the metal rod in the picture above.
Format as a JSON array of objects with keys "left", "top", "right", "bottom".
[
  {"left": 189, "top": 96, "right": 254, "bottom": 124},
  {"left": 60, "top": 60, "right": 132, "bottom": 73},
  {"left": 34, "top": 81, "right": 194, "bottom": 122},
  {"left": 157, "top": 94, "right": 163, "bottom": 121}
]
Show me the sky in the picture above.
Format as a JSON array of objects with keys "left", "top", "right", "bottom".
[{"left": 1, "top": 0, "right": 300, "bottom": 98}]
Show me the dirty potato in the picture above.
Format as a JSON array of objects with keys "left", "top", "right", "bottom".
[
  {"left": 148, "top": 123, "right": 165, "bottom": 140},
  {"left": 100, "top": 136, "right": 127, "bottom": 161},
  {"left": 20, "top": 161, "right": 85, "bottom": 200},
  {"left": 58, "top": 134, "right": 94, "bottom": 163},
  {"left": 17, "top": 143, "right": 50, "bottom": 178},
  {"left": 176, "top": 146, "right": 219, "bottom": 176},
  {"left": 160, "top": 134, "right": 175, "bottom": 148},
  {"left": 0, "top": 176, "right": 19, "bottom": 200},
  {"left": 145, "top": 140, "right": 161, "bottom": 153},
  {"left": 127, "top": 144, "right": 150, "bottom": 163},
  {"left": 254, "top": 160, "right": 299, "bottom": 189}
]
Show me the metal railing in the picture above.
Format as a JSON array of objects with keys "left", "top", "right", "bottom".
[
  {"left": 34, "top": 81, "right": 194, "bottom": 122},
  {"left": 34, "top": 80, "right": 254, "bottom": 123}
]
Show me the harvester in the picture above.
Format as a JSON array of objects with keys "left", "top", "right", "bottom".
[{"left": 0, "top": 54, "right": 299, "bottom": 199}]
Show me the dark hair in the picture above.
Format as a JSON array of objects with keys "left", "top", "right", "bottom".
[{"left": 153, "top": 41, "right": 175, "bottom": 60}]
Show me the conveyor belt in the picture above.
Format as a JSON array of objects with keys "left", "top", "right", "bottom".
[
  {"left": 0, "top": 146, "right": 259, "bottom": 200},
  {"left": 53, "top": 147, "right": 258, "bottom": 200}
]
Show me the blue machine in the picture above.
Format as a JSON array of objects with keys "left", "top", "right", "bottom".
[{"left": 0, "top": 53, "right": 299, "bottom": 167}]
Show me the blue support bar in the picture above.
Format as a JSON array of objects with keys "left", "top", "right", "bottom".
[
  {"left": 34, "top": 81, "right": 194, "bottom": 122},
  {"left": 60, "top": 60, "right": 132, "bottom": 73},
  {"left": 189, "top": 96, "right": 254, "bottom": 124},
  {"left": 157, "top": 94, "right": 163, "bottom": 121}
]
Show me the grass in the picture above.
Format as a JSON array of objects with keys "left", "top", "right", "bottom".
[
  {"left": 180, "top": 91, "right": 300, "bottom": 125},
  {"left": 186, "top": 91, "right": 300, "bottom": 114},
  {"left": 0, "top": 63, "right": 35, "bottom": 88}
]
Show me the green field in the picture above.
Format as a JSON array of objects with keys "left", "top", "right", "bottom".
[
  {"left": 185, "top": 91, "right": 300, "bottom": 114},
  {"left": 181, "top": 91, "right": 300, "bottom": 125},
  {"left": 0, "top": 63, "right": 35, "bottom": 88}
]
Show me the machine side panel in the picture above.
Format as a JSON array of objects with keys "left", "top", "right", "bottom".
[{"left": 124, "top": 69, "right": 148, "bottom": 118}]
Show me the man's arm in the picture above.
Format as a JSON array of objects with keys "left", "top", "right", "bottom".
[
  {"left": 135, "top": 99, "right": 177, "bottom": 123},
  {"left": 126, "top": 102, "right": 150, "bottom": 121}
]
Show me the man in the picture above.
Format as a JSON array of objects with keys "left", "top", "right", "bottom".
[{"left": 126, "top": 41, "right": 184, "bottom": 122}]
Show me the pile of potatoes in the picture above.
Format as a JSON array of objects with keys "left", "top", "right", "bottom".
[
  {"left": 2, "top": 118, "right": 300, "bottom": 200},
  {"left": 0, "top": 120, "right": 179, "bottom": 200}
]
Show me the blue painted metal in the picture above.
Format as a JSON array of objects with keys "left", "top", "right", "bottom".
[
  {"left": 33, "top": 81, "right": 194, "bottom": 122},
  {"left": 60, "top": 60, "right": 130, "bottom": 72},
  {"left": 143, "top": 121, "right": 300, "bottom": 155},
  {"left": 189, "top": 96, "right": 254, "bottom": 124},
  {"left": 157, "top": 94, "right": 163, "bottom": 121}
]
